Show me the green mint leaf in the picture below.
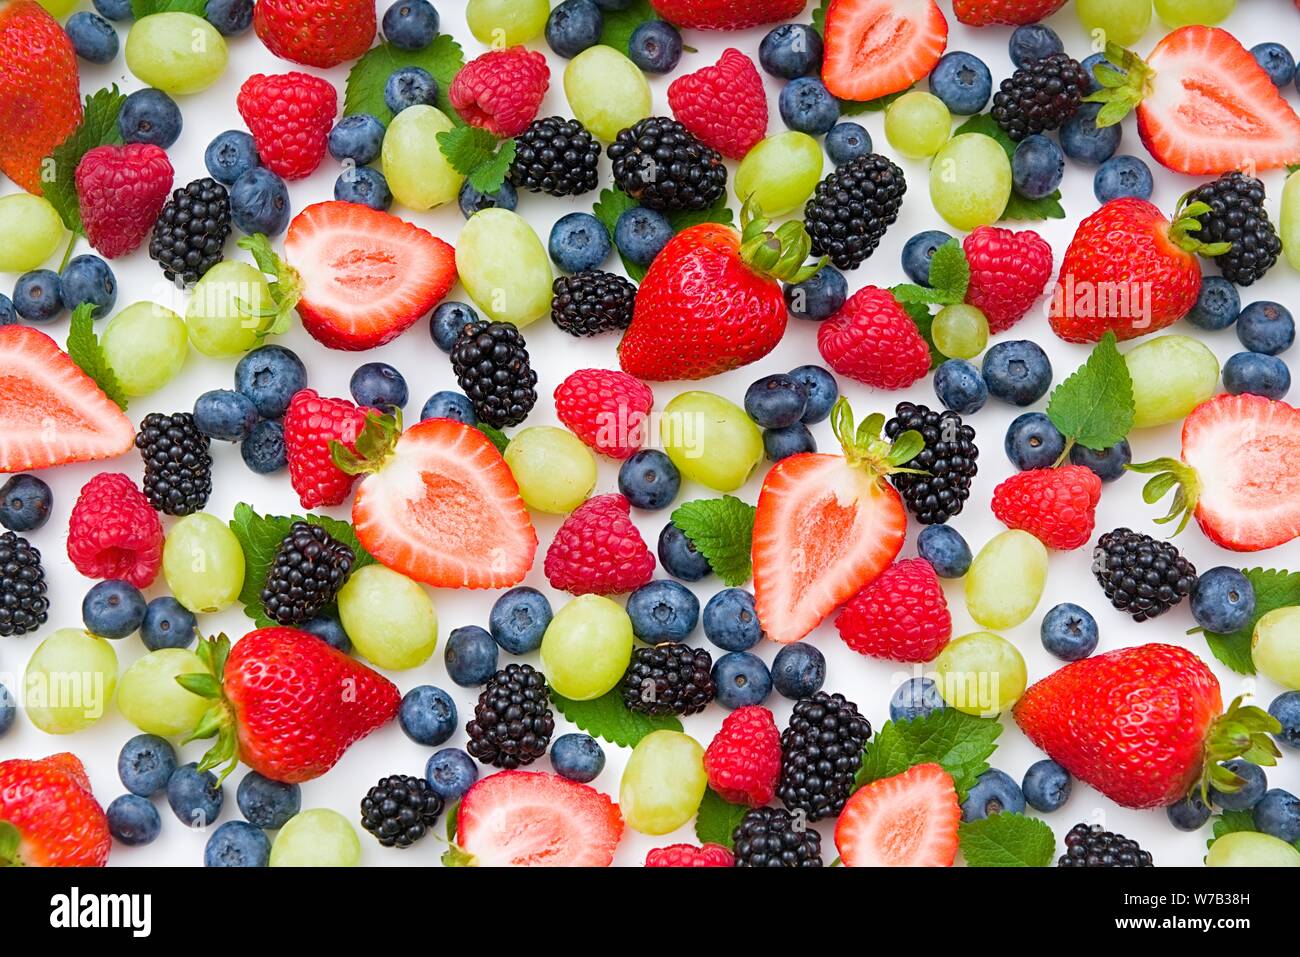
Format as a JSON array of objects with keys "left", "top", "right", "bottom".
[
  {"left": 598, "top": 0, "right": 659, "bottom": 55},
  {"left": 890, "top": 283, "right": 949, "bottom": 307},
  {"left": 898, "top": 298, "right": 946, "bottom": 370},
  {"left": 436, "top": 126, "right": 516, "bottom": 195},
  {"left": 66, "top": 303, "right": 128, "bottom": 411},
  {"left": 1204, "top": 568, "right": 1300, "bottom": 675},
  {"left": 855, "top": 709, "right": 1003, "bottom": 801},
  {"left": 1045, "top": 332, "right": 1135, "bottom": 451},
  {"left": 475, "top": 422, "right": 510, "bottom": 454},
  {"left": 959, "top": 814, "right": 1056, "bottom": 867},
  {"left": 1002, "top": 189, "right": 1066, "bottom": 222},
  {"left": 670, "top": 496, "right": 757, "bottom": 587},
  {"left": 550, "top": 689, "right": 682, "bottom": 748},
  {"left": 344, "top": 36, "right": 465, "bottom": 126},
  {"left": 132, "top": 0, "right": 208, "bottom": 16},
  {"left": 839, "top": 88, "right": 910, "bottom": 115},
  {"left": 953, "top": 113, "right": 1016, "bottom": 160},
  {"left": 695, "top": 788, "right": 749, "bottom": 850},
  {"left": 468, "top": 139, "right": 516, "bottom": 194},
  {"left": 42, "top": 85, "right": 127, "bottom": 234},
  {"left": 592, "top": 186, "right": 646, "bottom": 282},
  {"left": 666, "top": 193, "right": 734, "bottom": 232},
  {"left": 925, "top": 240, "right": 969, "bottom": 303},
  {"left": 811, "top": 0, "right": 829, "bottom": 35}
]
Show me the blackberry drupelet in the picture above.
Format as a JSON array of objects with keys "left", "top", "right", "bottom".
[
  {"left": 621, "top": 643, "right": 715, "bottom": 717},
  {"left": 135, "top": 412, "right": 213, "bottom": 516},
  {"left": 359, "top": 774, "right": 444, "bottom": 848},
  {"left": 260, "top": 521, "right": 355, "bottom": 625},
  {"left": 551, "top": 270, "right": 637, "bottom": 337},
  {"left": 148, "top": 177, "right": 232, "bottom": 285},
  {"left": 802, "top": 153, "right": 906, "bottom": 270},
  {"left": 1058, "top": 823, "right": 1154, "bottom": 867},
  {"left": 0, "top": 531, "right": 48, "bottom": 637},
  {"left": 510, "top": 116, "right": 602, "bottom": 197},
  {"left": 990, "top": 53, "right": 1091, "bottom": 141},
  {"left": 1093, "top": 527, "right": 1197, "bottom": 622},
  {"left": 607, "top": 116, "right": 727, "bottom": 212},
  {"left": 1183, "top": 172, "right": 1282, "bottom": 286},
  {"left": 885, "top": 402, "right": 979, "bottom": 525},
  {"left": 777, "top": 691, "right": 872, "bottom": 821},
  {"left": 731, "top": 807, "right": 823, "bottom": 867},
  {"left": 449, "top": 320, "right": 538, "bottom": 428},
  {"left": 466, "top": 663, "right": 554, "bottom": 769}
]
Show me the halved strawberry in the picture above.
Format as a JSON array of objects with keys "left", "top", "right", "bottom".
[
  {"left": 447, "top": 770, "right": 624, "bottom": 867},
  {"left": 822, "top": 0, "right": 948, "bottom": 103},
  {"left": 0, "top": 326, "right": 135, "bottom": 471},
  {"left": 834, "top": 762, "right": 961, "bottom": 867}
]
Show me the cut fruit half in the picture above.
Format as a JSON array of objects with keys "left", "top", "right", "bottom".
[
  {"left": 822, "top": 0, "right": 949, "bottom": 103},
  {"left": 835, "top": 762, "right": 961, "bottom": 867}
]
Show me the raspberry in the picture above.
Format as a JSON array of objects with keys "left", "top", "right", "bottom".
[
  {"left": 66, "top": 473, "right": 164, "bottom": 588},
  {"left": 835, "top": 558, "right": 953, "bottom": 663},
  {"left": 449, "top": 47, "right": 549, "bottom": 138},
  {"left": 553, "top": 368, "right": 654, "bottom": 460},
  {"left": 644, "top": 843, "right": 734, "bottom": 867},
  {"left": 704, "top": 705, "right": 782, "bottom": 806},
  {"left": 817, "top": 286, "right": 931, "bottom": 390},
  {"left": 962, "top": 226, "right": 1054, "bottom": 333},
  {"left": 991, "top": 465, "right": 1102, "bottom": 551},
  {"left": 544, "top": 494, "right": 655, "bottom": 596},
  {"left": 237, "top": 72, "right": 336, "bottom": 181},
  {"left": 667, "top": 48, "right": 767, "bottom": 160},
  {"left": 75, "top": 143, "right": 174, "bottom": 260},
  {"left": 283, "top": 389, "right": 371, "bottom": 510}
]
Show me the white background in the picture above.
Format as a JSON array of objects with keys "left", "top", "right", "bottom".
[{"left": 3, "top": 0, "right": 1300, "bottom": 868}]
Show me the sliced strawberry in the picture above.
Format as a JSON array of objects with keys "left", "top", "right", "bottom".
[
  {"left": 822, "top": 0, "right": 948, "bottom": 103},
  {"left": 0, "top": 326, "right": 135, "bottom": 471},
  {"left": 452, "top": 770, "right": 623, "bottom": 867},
  {"left": 834, "top": 762, "right": 961, "bottom": 867},
  {"left": 284, "top": 201, "right": 457, "bottom": 351}
]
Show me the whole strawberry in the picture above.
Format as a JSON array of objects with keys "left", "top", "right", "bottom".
[
  {"left": 544, "top": 494, "right": 655, "bottom": 595},
  {"left": 704, "top": 705, "right": 782, "bottom": 806},
  {"left": 952, "top": 0, "right": 1067, "bottom": 25},
  {"left": 253, "top": 0, "right": 374, "bottom": 69},
  {"left": 963, "top": 225, "right": 1054, "bottom": 333},
  {"left": 650, "top": 0, "right": 806, "bottom": 29},
  {"left": 284, "top": 389, "right": 375, "bottom": 509},
  {"left": 554, "top": 368, "right": 654, "bottom": 460},
  {"left": 645, "top": 843, "right": 735, "bottom": 866},
  {"left": 817, "top": 286, "right": 931, "bottom": 390},
  {"left": 450, "top": 47, "right": 549, "bottom": 138},
  {"left": 67, "top": 473, "right": 164, "bottom": 588},
  {"left": 237, "top": 72, "right": 336, "bottom": 180},
  {"left": 991, "top": 465, "right": 1102, "bottom": 550},
  {"left": 668, "top": 48, "right": 767, "bottom": 160},
  {"left": 835, "top": 558, "right": 952, "bottom": 662},
  {"left": 75, "top": 144, "right": 174, "bottom": 259},
  {"left": 0, "top": 753, "right": 110, "bottom": 867}
]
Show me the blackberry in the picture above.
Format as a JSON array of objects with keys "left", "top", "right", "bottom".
[
  {"left": 607, "top": 116, "right": 727, "bottom": 212},
  {"left": 802, "top": 153, "right": 906, "bottom": 270},
  {"left": 260, "top": 522, "right": 355, "bottom": 625},
  {"left": 449, "top": 320, "right": 538, "bottom": 428},
  {"left": 1183, "top": 172, "right": 1281, "bottom": 286},
  {"left": 148, "top": 177, "right": 232, "bottom": 285},
  {"left": 1093, "top": 527, "right": 1197, "bottom": 622},
  {"left": 466, "top": 663, "right": 554, "bottom": 769},
  {"left": 1058, "top": 823, "right": 1154, "bottom": 867},
  {"left": 990, "top": 53, "right": 1091, "bottom": 141},
  {"left": 884, "top": 402, "right": 979, "bottom": 525},
  {"left": 776, "top": 691, "right": 872, "bottom": 821},
  {"left": 510, "top": 116, "right": 602, "bottom": 197},
  {"left": 359, "top": 774, "right": 444, "bottom": 848},
  {"left": 621, "top": 643, "right": 715, "bottom": 717},
  {"left": 551, "top": 270, "right": 637, "bottom": 337},
  {"left": 731, "top": 807, "right": 823, "bottom": 867},
  {"left": 0, "top": 531, "right": 48, "bottom": 637},
  {"left": 135, "top": 412, "right": 212, "bottom": 516}
]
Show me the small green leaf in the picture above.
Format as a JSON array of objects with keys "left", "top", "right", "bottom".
[
  {"left": 592, "top": 187, "right": 646, "bottom": 281},
  {"left": 856, "top": 709, "right": 1003, "bottom": 801},
  {"left": 1002, "top": 189, "right": 1066, "bottom": 223},
  {"left": 959, "top": 814, "right": 1056, "bottom": 867},
  {"left": 925, "top": 240, "right": 969, "bottom": 303},
  {"left": 897, "top": 298, "right": 946, "bottom": 369},
  {"left": 175, "top": 673, "right": 224, "bottom": 699},
  {"left": 597, "top": 0, "right": 659, "bottom": 55},
  {"left": 838, "top": 89, "right": 910, "bottom": 114},
  {"left": 666, "top": 193, "right": 734, "bottom": 232},
  {"left": 42, "top": 85, "right": 127, "bottom": 234},
  {"left": 669, "top": 496, "right": 757, "bottom": 587},
  {"left": 437, "top": 126, "right": 517, "bottom": 195},
  {"left": 344, "top": 36, "right": 466, "bottom": 126},
  {"left": 695, "top": 788, "right": 749, "bottom": 850},
  {"left": 1203, "top": 569, "right": 1300, "bottom": 675},
  {"left": 1045, "top": 332, "right": 1135, "bottom": 451},
  {"left": 954, "top": 113, "right": 1016, "bottom": 160},
  {"left": 550, "top": 689, "right": 682, "bottom": 748},
  {"left": 66, "top": 303, "right": 128, "bottom": 411}
]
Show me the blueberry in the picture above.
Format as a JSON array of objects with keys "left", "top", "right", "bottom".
[
  {"left": 13, "top": 269, "right": 63, "bottom": 322},
  {"left": 489, "top": 586, "right": 553, "bottom": 654},
  {"left": 548, "top": 212, "right": 611, "bottom": 273},
  {"left": 234, "top": 344, "right": 307, "bottom": 418},
  {"left": 350, "top": 361, "right": 408, "bottom": 410},
  {"left": 0, "top": 294, "right": 14, "bottom": 326},
  {"left": 1022, "top": 759, "right": 1071, "bottom": 812},
  {"left": 1269, "top": 691, "right": 1300, "bottom": 749},
  {"left": 1080, "top": 51, "right": 1121, "bottom": 93},
  {"left": 551, "top": 733, "right": 605, "bottom": 783},
  {"left": 336, "top": 165, "right": 394, "bottom": 211},
  {"left": 230, "top": 167, "right": 291, "bottom": 237},
  {"left": 328, "top": 113, "right": 385, "bottom": 166},
  {"left": 961, "top": 768, "right": 1025, "bottom": 821},
  {"left": 444, "top": 625, "right": 499, "bottom": 686},
  {"left": 237, "top": 771, "right": 301, "bottom": 829},
  {"left": 1210, "top": 760, "right": 1269, "bottom": 811},
  {"left": 916, "top": 524, "right": 972, "bottom": 578},
  {"left": 429, "top": 302, "right": 479, "bottom": 352},
  {"left": 626, "top": 580, "right": 699, "bottom": 643},
  {"left": 546, "top": 0, "right": 603, "bottom": 58},
  {"left": 1093, "top": 154, "right": 1153, "bottom": 203},
  {"left": 618, "top": 449, "right": 681, "bottom": 510},
  {"left": 1068, "top": 439, "right": 1130, "bottom": 482},
  {"left": 117, "top": 88, "right": 182, "bottom": 148},
  {"left": 65, "top": 11, "right": 118, "bottom": 64},
  {"left": 982, "top": 339, "right": 1052, "bottom": 406},
  {"left": 301, "top": 614, "right": 351, "bottom": 653},
  {"left": 1252, "top": 42, "right": 1295, "bottom": 86},
  {"left": 658, "top": 521, "right": 712, "bottom": 582},
  {"left": 167, "top": 763, "right": 224, "bottom": 828},
  {"left": 1166, "top": 791, "right": 1212, "bottom": 831},
  {"left": 140, "top": 596, "right": 197, "bottom": 651},
  {"left": 421, "top": 390, "right": 476, "bottom": 424},
  {"left": 1237, "top": 300, "right": 1294, "bottom": 355},
  {"left": 107, "top": 795, "right": 161, "bottom": 846},
  {"left": 1190, "top": 566, "right": 1255, "bottom": 634},
  {"left": 1011, "top": 134, "right": 1064, "bottom": 200},
  {"left": 1254, "top": 788, "right": 1300, "bottom": 843},
  {"left": 759, "top": 22, "right": 823, "bottom": 79},
  {"left": 1004, "top": 411, "right": 1066, "bottom": 471},
  {"left": 928, "top": 51, "right": 992, "bottom": 115},
  {"left": 384, "top": 66, "right": 438, "bottom": 113},
  {"left": 425, "top": 748, "right": 478, "bottom": 801},
  {"left": 399, "top": 685, "right": 458, "bottom": 746},
  {"left": 712, "top": 651, "right": 772, "bottom": 709},
  {"left": 789, "top": 365, "right": 838, "bottom": 423},
  {"left": 628, "top": 20, "right": 682, "bottom": 74},
  {"left": 783, "top": 266, "right": 847, "bottom": 321},
  {"left": 93, "top": 0, "right": 133, "bottom": 20},
  {"left": 118, "top": 733, "right": 178, "bottom": 796},
  {"left": 382, "top": 0, "right": 438, "bottom": 50},
  {"left": 59, "top": 254, "right": 117, "bottom": 318},
  {"left": 888, "top": 676, "right": 945, "bottom": 722},
  {"left": 82, "top": 579, "right": 147, "bottom": 639},
  {"left": 194, "top": 388, "right": 259, "bottom": 442},
  {"left": 702, "top": 588, "right": 762, "bottom": 651},
  {"left": 901, "top": 230, "right": 954, "bottom": 285},
  {"left": 204, "top": 0, "right": 253, "bottom": 34},
  {"left": 779, "top": 76, "right": 840, "bottom": 135},
  {"left": 933, "top": 358, "right": 988, "bottom": 415},
  {"left": 205, "top": 820, "right": 271, "bottom": 867},
  {"left": 457, "top": 178, "right": 516, "bottom": 218},
  {"left": 744, "top": 373, "right": 806, "bottom": 428},
  {"left": 1223, "top": 351, "right": 1291, "bottom": 399},
  {"left": 1060, "top": 102, "right": 1120, "bottom": 165},
  {"left": 1040, "top": 602, "right": 1099, "bottom": 661},
  {"left": 241, "top": 419, "right": 288, "bottom": 475},
  {"left": 763, "top": 424, "right": 816, "bottom": 461},
  {"left": 1185, "top": 276, "right": 1240, "bottom": 330},
  {"left": 0, "top": 474, "right": 52, "bottom": 532},
  {"left": 825, "top": 122, "right": 872, "bottom": 165},
  {"left": 614, "top": 206, "right": 673, "bottom": 267},
  {"left": 0, "top": 683, "right": 14, "bottom": 738},
  {"left": 1009, "top": 24, "right": 1063, "bottom": 67},
  {"left": 205, "top": 130, "right": 261, "bottom": 186},
  {"left": 771, "top": 643, "right": 826, "bottom": 699}
]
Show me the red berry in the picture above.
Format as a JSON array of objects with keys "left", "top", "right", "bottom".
[
  {"left": 667, "top": 48, "right": 768, "bottom": 160},
  {"left": 253, "top": 0, "right": 375, "bottom": 69},
  {"left": 554, "top": 369, "right": 654, "bottom": 460},
  {"left": 544, "top": 494, "right": 655, "bottom": 596},
  {"left": 75, "top": 143, "right": 174, "bottom": 259},
  {"left": 817, "top": 286, "right": 931, "bottom": 390},
  {"left": 449, "top": 47, "right": 549, "bottom": 138},
  {"left": 66, "top": 473, "right": 164, "bottom": 588},
  {"left": 952, "top": 0, "right": 1067, "bottom": 26},
  {"left": 835, "top": 558, "right": 952, "bottom": 663},
  {"left": 991, "top": 465, "right": 1103, "bottom": 550},
  {"left": 644, "top": 843, "right": 734, "bottom": 867},
  {"left": 237, "top": 72, "right": 336, "bottom": 181},
  {"left": 703, "top": 705, "right": 782, "bottom": 806},
  {"left": 283, "top": 389, "right": 372, "bottom": 510},
  {"left": 962, "top": 226, "right": 1054, "bottom": 333}
]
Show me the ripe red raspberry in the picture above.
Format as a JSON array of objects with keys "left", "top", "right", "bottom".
[
  {"left": 962, "top": 226, "right": 1054, "bottom": 333},
  {"left": 544, "top": 494, "right": 655, "bottom": 595},
  {"left": 991, "top": 465, "right": 1102, "bottom": 550},
  {"left": 74, "top": 143, "right": 174, "bottom": 259},
  {"left": 817, "top": 286, "right": 930, "bottom": 390},
  {"left": 836, "top": 558, "right": 952, "bottom": 663},
  {"left": 237, "top": 72, "right": 336, "bottom": 180},
  {"left": 554, "top": 369, "right": 654, "bottom": 460},
  {"left": 645, "top": 843, "right": 735, "bottom": 867},
  {"left": 66, "top": 473, "right": 163, "bottom": 588},
  {"left": 667, "top": 48, "right": 767, "bottom": 160},
  {"left": 449, "top": 47, "right": 549, "bottom": 138},
  {"left": 283, "top": 389, "right": 372, "bottom": 510},
  {"left": 703, "top": 705, "right": 782, "bottom": 806}
]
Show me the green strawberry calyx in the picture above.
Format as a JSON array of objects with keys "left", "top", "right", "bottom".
[
  {"left": 0, "top": 820, "right": 21, "bottom": 867},
  {"left": 1082, "top": 42, "right": 1154, "bottom": 129},
  {"left": 737, "top": 196, "right": 827, "bottom": 285},
  {"left": 1126, "top": 456, "right": 1200, "bottom": 535},
  {"left": 829, "top": 398, "right": 926, "bottom": 481},
  {"left": 329, "top": 408, "right": 404, "bottom": 476},
  {"left": 1196, "top": 696, "right": 1283, "bottom": 802},
  {"left": 236, "top": 233, "right": 303, "bottom": 342},
  {"left": 1167, "top": 197, "right": 1233, "bottom": 259},
  {"left": 176, "top": 633, "right": 241, "bottom": 783}
]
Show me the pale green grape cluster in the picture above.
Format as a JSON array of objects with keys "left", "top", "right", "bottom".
[
  {"left": 885, "top": 91, "right": 952, "bottom": 159},
  {"left": 1253, "top": 607, "right": 1300, "bottom": 689},
  {"left": 102, "top": 302, "right": 190, "bottom": 397},
  {"left": 118, "top": 649, "right": 210, "bottom": 737},
  {"left": 466, "top": 0, "right": 549, "bottom": 47},
  {"left": 1154, "top": 0, "right": 1233, "bottom": 27},
  {"left": 540, "top": 595, "right": 633, "bottom": 701},
  {"left": 382, "top": 105, "right": 464, "bottom": 211},
  {"left": 270, "top": 809, "right": 362, "bottom": 866},
  {"left": 24, "top": 629, "right": 118, "bottom": 734},
  {"left": 965, "top": 530, "right": 1048, "bottom": 629},
  {"left": 126, "top": 13, "right": 228, "bottom": 95},
  {"left": 1076, "top": 0, "right": 1153, "bottom": 45},
  {"left": 338, "top": 564, "right": 438, "bottom": 670},
  {"left": 619, "top": 730, "right": 708, "bottom": 835},
  {"left": 564, "top": 46, "right": 652, "bottom": 142},
  {"left": 1206, "top": 831, "right": 1300, "bottom": 867},
  {"left": 932, "top": 304, "right": 989, "bottom": 359},
  {"left": 735, "top": 132, "right": 823, "bottom": 217},
  {"left": 933, "top": 631, "right": 1027, "bottom": 717},
  {"left": 162, "top": 513, "right": 246, "bottom": 614},
  {"left": 454, "top": 208, "right": 553, "bottom": 326},
  {"left": 186, "top": 261, "right": 275, "bottom": 357},
  {"left": 662, "top": 391, "right": 764, "bottom": 492},
  {"left": 1125, "top": 335, "right": 1219, "bottom": 428},
  {"left": 0, "top": 194, "right": 64, "bottom": 272},
  {"left": 929, "top": 133, "right": 1012, "bottom": 231},
  {"left": 505, "top": 427, "right": 597, "bottom": 514}
]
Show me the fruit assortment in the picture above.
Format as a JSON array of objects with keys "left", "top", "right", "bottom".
[{"left": 9, "top": 0, "right": 1300, "bottom": 872}]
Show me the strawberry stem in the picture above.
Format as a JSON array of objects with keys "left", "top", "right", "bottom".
[
  {"left": 329, "top": 408, "right": 403, "bottom": 476},
  {"left": 177, "top": 634, "right": 241, "bottom": 783},
  {"left": 736, "top": 196, "right": 827, "bottom": 285},
  {"left": 1196, "top": 696, "right": 1283, "bottom": 803},
  {"left": 237, "top": 233, "right": 303, "bottom": 341},
  {"left": 829, "top": 398, "right": 926, "bottom": 480},
  {"left": 1126, "top": 456, "right": 1200, "bottom": 535},
  {"left": 1082, "top": 42, "right": 1154, "bottom": 129},
  {"left": 1168, "top": 197, "right": 1234, "bottom": 258}
]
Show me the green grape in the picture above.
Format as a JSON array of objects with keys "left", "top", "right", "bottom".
[
  {"left": 504, "top": 427, "right": 597, "bottom": 514},
  {"left": 455, "top": 208, "right": 553, "bottom": 327},
  {"left": 466, "top": 0, "right": 549, "bottom": 47},
  {"left": 540, "top": 594, "right": 634, "bottom": 701},
  {"left": 163, "top": 512, "right": 246, "bottom": 614},
  {"left": 662, "top": 391, "right": 764, "bottom": 492},
  {"left": 929, "top": 133, "right": 1012, "bottom": 231},
  {"left": 619, "top": 730, "right": 708, "bottom": 835},
  {"left": 125, "top": 13, "right": 228, "bottom": 95},
  {"left": 965, "top": 529, "right": 1048, "bottom": 630},
  {"left": 1206, "top": 830, "right": 1300, "bottom": 867},
  {"left": 933, "top": 631, "right": 1027, "bottom": 717},
  {"left": 338, "top": 564, "right": 438, "bottom": 670},
  {"left": 186, "top": 260, "right": 274, "bottom": 357},
  {"left": 1075, "top": 0, "right": 1152, "bottom": 46},
  {"left": 885, "top": 91, "right": 952, "bottom": 159},
  {"left": 270, "top": 809, "right": 362, "bottom": 866},
  {"left": 102, "top": 301, "right": 189, "bottom": 396},
  {"left": 381, "top": 105, "right": 463, "bottom": 211},
  {"left": 0, "top": 193, "right": 64, "bottom": 272},
  {"left": 36, "top": 0, "right": 77, "bottom": 16},
  {"left": 118, "top": 649, "right": 209, "bottom": 737},
  {"left": 1154, "top": 0, "right": 1232, "bottom": 27},
  {"left": 1125, "top": 335, "right": 1219, "bottom": 428},
  {"left": 564, "top": 46, "right": 652, "bottom": 142},
  {"left": 932, "top": 304, "right": 989, "bottom": 359},
  {"left": 24, "top": 629, "right": 117, "bottom": 734},
  {"left": 1252, "top": 607, "right": 1300, "bottom": 689},
  {"left": 734, "top": 132, "right": 823, "bottom": 217},
  {"left": 1280, "top": 169, "right": 1300, "bottom": 272}
]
